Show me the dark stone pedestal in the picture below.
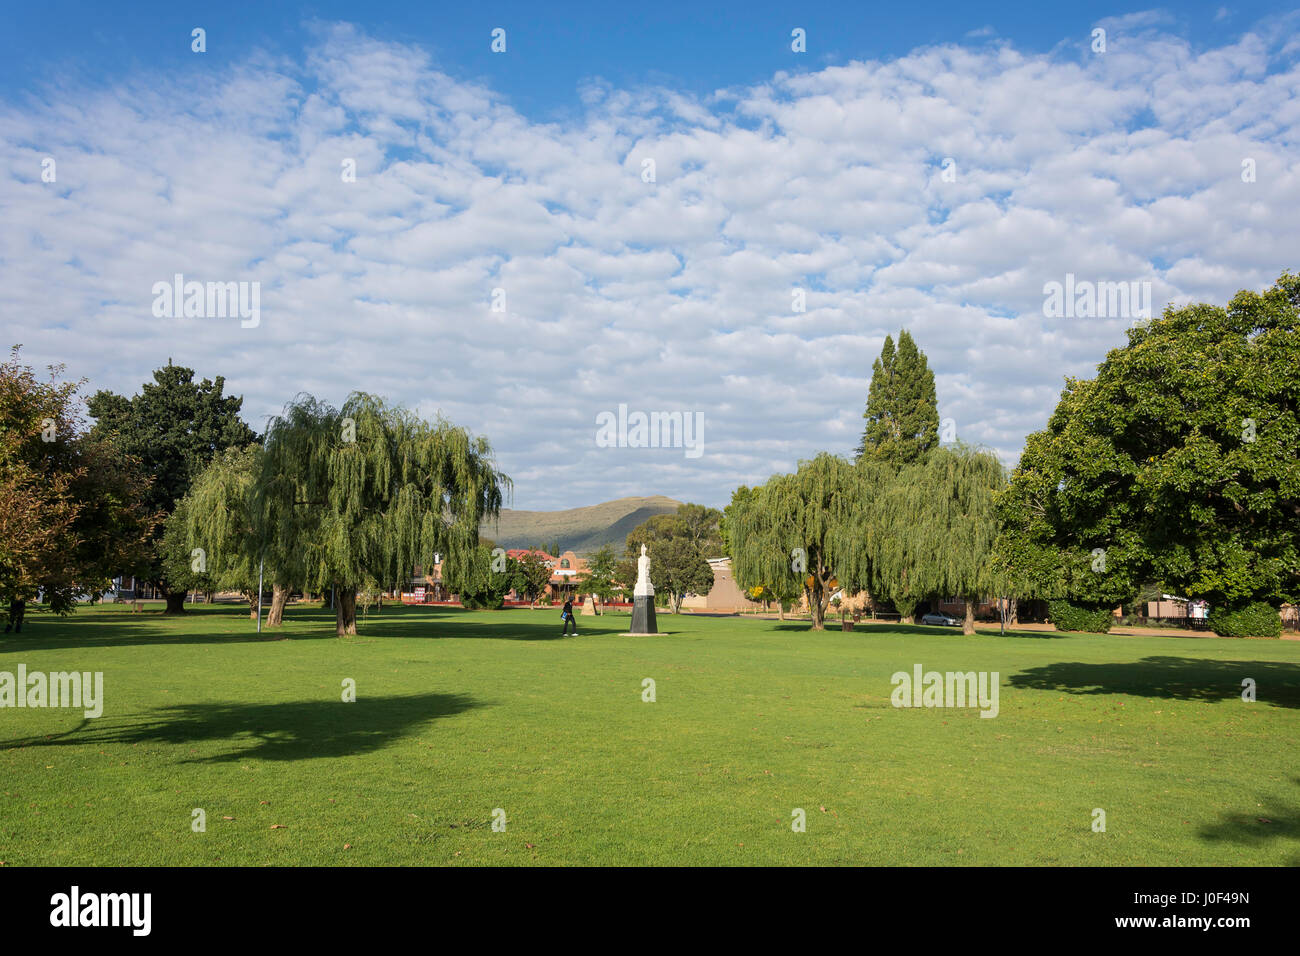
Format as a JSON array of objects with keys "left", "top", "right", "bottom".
[{"left": 630, "top": 594, "right": 659, "bottom": 634}]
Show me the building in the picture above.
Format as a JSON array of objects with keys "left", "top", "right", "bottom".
[
  {"left": 680, "top": 558, "right": 764, "bottom": 612},
  {"left": 405, "top": 555, "right": 449, "bottom": 602},
  {"left": 505, "top": 549, "right": 587, "bottom": 602},
  {"left": 403, "top": 548, "right": 590, "bottom": 604}
]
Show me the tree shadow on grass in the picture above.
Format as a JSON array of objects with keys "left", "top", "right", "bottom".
[
  {"left": 360, "top": 609, "right": 626, "bottom": 641},
  {"left": 1198, "top": 779, "right": 1300, "bottom": 865},
  {"left": 1010, "top": 656, "right": 1300, "bottom": 709},
  {"left": 1, "top": 604, "right": 631, "bottom": 648},
  {"left": 988, "top": 629, "right": 1073, "bottom": 639},
  {"left": 770, "top": 622, "right": 1069, "bottom": 638},
  {"left": 1, "top": 692, "right": 480, "bottom": 762},
  {"left": 0, "top": 605, "right": 336, "bottom": 653}
]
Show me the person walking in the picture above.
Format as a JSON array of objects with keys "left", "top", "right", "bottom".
[{"left": 561, "top": 595, "right": 578, "bottom": 636}]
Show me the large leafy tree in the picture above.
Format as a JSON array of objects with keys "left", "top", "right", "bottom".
[
  {"left": 1, "top": 347, "right": 154, "bottom": 628},
  {"left": 728, "top": 453, "right": 869, "bottom": 630},
  {"left": 625, "top": 513, "right": 688, "bottom": 556},
  {"left": 856, "top": 329, "right": 939, "bottom": 465},
  {"left": 254, "top": 393, "right": 508, "bottom": 635},
  {"left": 675, "top": 503, "right": 724, "bottom": 557},
  {"left": 88, "top": 363, "right": 257, "bottom": 613},
  {"left": 999, "top": 271, "right": 1300, "bottom": 635},
  {"left": 626, "top": 503, "right": 722, "bottom": 558}
]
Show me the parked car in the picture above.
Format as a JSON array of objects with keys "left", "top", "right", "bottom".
[{"left": 921, "top": 612, "right": 960, "bottom": 626}]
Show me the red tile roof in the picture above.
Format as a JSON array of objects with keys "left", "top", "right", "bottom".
[{"left": 506, "top": 548, "right": 557, "bottom": 562}]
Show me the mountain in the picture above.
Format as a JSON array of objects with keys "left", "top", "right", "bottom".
[{"left": 484, "top": 495, "right": 683, "bottom": 555}]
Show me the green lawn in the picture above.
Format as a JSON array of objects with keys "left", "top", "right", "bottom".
[{"left": 2, "top": 604, "right": 1298, "bottom": 866}]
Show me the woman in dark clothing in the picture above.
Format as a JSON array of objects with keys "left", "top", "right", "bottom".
[{"left": 561, "top": 596, "right": 578, "bottom": 636}]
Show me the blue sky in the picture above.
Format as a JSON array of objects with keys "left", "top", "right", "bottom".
[
  {"left": 4, "top": 3, "right": 1299, "bottom": 511},
  {"left": 5, "top": 1, "right": 1292, "bottom": 118}
]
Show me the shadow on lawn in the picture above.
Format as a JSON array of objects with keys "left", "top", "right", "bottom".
[
  {"left": 1010, "top": 656, "right": 1300, "bottom": 709},
  {"left": 0, "top": 605, "right": 336, "bottom": 653},
  {"left": 768, "top": 622, "right": 1069, "bottom": 638},
  {"left": 1198, "top": 779, "right": 1300, "bottom": 864},
  {"left": 365, "top": 611, "right": 616, "bottom": 641},
  {"left": 1, "top": 692, "right": 480, "bottom": 762},
  {"left": 0, "top": 604, "right": 627, "bottom": 649}
]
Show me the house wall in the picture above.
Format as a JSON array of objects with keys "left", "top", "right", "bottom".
[
  {"left": 1147, "top": 601, "right": 1187, "bottom": 619},
  {"left": 680, "top": 559, "right": 763, "bottom": 611}
]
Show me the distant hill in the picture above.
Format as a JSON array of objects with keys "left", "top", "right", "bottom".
[{"left": 485, "top": 496, "right": 683, "bottom": 555}]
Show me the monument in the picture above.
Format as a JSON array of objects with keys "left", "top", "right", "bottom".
[{"left": 623, "top": 544, "right": 667, "bottom": 635}]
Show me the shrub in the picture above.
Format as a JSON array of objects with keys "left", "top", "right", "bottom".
[
  {"left": 893, "top": 595, "right": 918, "bottom": 621},
  {"left": 1048, "top": 600, "right": 1114, "bottom": 633},
  {"left": 1207, "top": 601, "right": 1281, "bottom": 638},
  {"left": 459, "top": 592, "right": 504, "bottom": 610}
]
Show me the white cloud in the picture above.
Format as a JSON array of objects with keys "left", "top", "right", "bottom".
[{"left": 2, "top": 20, "right": 1298, "bottom": 510}]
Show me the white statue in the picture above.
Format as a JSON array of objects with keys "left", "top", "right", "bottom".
[{"left": 634, "top": 543, "right": 654, "bottom": 596}]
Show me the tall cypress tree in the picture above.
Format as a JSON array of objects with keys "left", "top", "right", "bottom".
[{"left": 856, "top": 330, "right": 939, "bottom": 465}]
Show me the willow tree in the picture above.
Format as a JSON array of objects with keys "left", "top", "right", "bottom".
[
  {"left": 179, "top": 444, "right": 302, "bottom": 624},
  {"left": 866, "top": 444, "right": 1006, "bottom": 635},
  {"left": 255, "top": 393, "right": 508, "bottom": 635},
  {"left": 728, "top": 453, "right": 870, "bottom": 630}
]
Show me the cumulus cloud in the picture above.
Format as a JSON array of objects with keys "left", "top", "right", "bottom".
[{"left": 2, "top": 17, "right": 1297, "bottom": 509}]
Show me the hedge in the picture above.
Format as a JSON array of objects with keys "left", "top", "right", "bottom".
[
  {"left": 1047, "top": 600, "right": 1114, "bottom": 633},
  {"left": 1207, "top": 601, "right": 1282, "bottom": 638}
]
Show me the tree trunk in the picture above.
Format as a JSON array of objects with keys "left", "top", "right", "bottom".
[
  {"left": 266, "top": 584, "right": 288, "bottom": 627},
  {"left": 1009, "top": 598, "right": 1018, "bottom": 625},
  {"left": 336, "top": 586, "right": 358, "bottom": 636},
  {"left": 963, "top": 598, "right": 976, "bottom": 636},
  {"left": 163, "top": 590, "right": 187, "bottom": 614},
  {"left": 808, "top": 577, "right": 829, "bottom": 630}
]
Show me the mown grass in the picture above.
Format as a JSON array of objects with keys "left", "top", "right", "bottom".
[{"left": 2, "top": 603, "right": 1298, "bottom": 866}]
